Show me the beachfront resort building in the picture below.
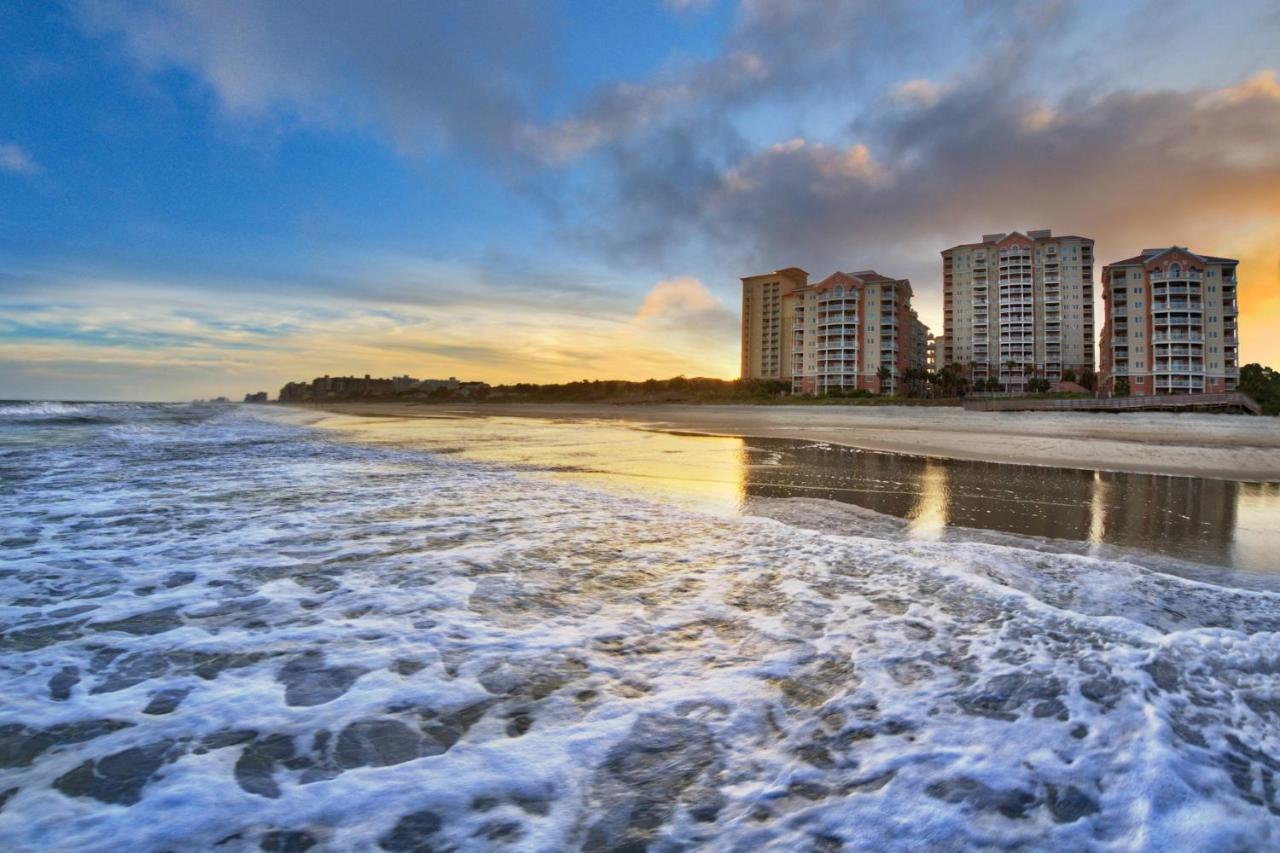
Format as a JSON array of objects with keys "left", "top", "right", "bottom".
[
  {"left": 1099, "top": 247, "right": 1240, "bottom": 396},
  {"left": 741, "top": 268, "right": 928, "bottom": 395},
  {"left": 941, "top": 229, "right": 1095, "bottom": 391},
  {"left": 910, "top": 312, "right": 930, "bottom": 372}
]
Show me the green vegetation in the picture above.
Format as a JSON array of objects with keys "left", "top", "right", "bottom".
[
  {"left": 431, "top": 376, "right": 792, "bottom": 404},
  {"left": 1113, "top": 377, "right": 1131, "bottom": 397},
  {"left": 1239, "top": 363, "right": 1280, "bottom": 415},
  {"left": 409, "top": 376, "right": 965, "bottom": 406}
]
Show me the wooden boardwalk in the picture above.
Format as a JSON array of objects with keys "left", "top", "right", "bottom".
[{"left": 964, "top": 391, "right": 1262, "bottom": 415}]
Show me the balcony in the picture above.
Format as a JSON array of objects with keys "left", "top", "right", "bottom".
[
  {"left": 1152, "top": 331, "right": 1204, "bottom": 343},
  {"left": 1151, "top": 270, "right": 1203, "bottom": 282},
  {"left": 1154, "top": 377, "right": 1204, "bottom": 390},
  {"left": 1152, "top": 283, "right": 1200, "bottom": 297},
  {"left": 1152, "top": 300, "right": 1202, "bottom": 311}
]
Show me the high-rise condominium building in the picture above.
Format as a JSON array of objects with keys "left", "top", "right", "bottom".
[
  {"left": 1099, "top": 247, "right": 1240, "bottom": 396},
  {"left": 910, "top": 311, "right": 930, "bottom": 372},
  {"left": 941, "top": 229, "right": 1094, "bottom": 389},
  {"left": 741, "top": 268, "right": 926, "bottom": 395},
  {"left": 740, "top": 267, "right": 809, "bottom": 382}
]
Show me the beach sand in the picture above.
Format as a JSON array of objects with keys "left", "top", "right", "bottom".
[{"left": 301, "top": 401, "right": 1280, "bottom": 482}]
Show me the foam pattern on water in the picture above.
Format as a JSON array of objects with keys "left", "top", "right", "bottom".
[{"left": 1, "top": 405, "right": 1278, "bottom": 850}]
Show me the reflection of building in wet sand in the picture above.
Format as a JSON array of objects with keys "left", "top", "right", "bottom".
[
  {"left": 738, "top": 438, "right": 1246, "bottom": 568},
  {"left": 1094, "top": 472, "right": 1236, "bottom": 564}
]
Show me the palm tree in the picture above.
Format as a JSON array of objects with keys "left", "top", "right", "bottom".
[{"left": 876, "top": 365, "right": 892, "bottom": 395}]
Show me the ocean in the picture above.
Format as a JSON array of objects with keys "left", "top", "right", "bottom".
[{"left": 1, "top": 401, "right": 1278, "bottom": 850}]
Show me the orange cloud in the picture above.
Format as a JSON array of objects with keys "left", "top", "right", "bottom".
[{"left": 637, "top": 276, "right": 722, "bottom": 319}]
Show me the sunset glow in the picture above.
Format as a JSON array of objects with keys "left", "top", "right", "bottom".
[{"left": 2, "top": 2, "right": 1279, "bottom": 398}]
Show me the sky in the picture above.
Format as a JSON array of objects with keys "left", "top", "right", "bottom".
[{"left": 2, "top": 0, "right": 1279, "bottom": 401}]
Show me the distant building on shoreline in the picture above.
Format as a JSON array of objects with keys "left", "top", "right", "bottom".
[
  {"left": 243, "top": 391, "right": 268, "bottom": 403},
  {"left": 1099, "top": 247, "right": 1240, "bottom": 396},
  {"left": 941, "top": 229, "right": 1095, "bottom": 391},
  {"left": 740, "top": 267, "right": 929, "bottom": 395},
  {"left": 910, "top": 312, "right": 930, "bottom": 373}
]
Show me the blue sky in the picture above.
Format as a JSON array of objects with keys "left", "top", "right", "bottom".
[{"left": 2, "top": 0, "right": 1279, "bottom": 400}]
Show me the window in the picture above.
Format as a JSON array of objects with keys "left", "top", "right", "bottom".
[{"left": 835, "top": 285, "right": 843, "bottom": 297}]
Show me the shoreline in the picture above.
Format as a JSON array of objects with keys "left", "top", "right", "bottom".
[{"left": 285, "top": 401, "right": 1280, "bottom": 483}]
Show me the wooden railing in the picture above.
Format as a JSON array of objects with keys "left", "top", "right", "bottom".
[{"left": 964, "top": 392, "right": 1261, "bottom": 415}]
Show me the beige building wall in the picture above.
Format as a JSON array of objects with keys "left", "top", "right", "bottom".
[
  {"left": 740, "top": 268, "right": 808, "bottom": 381},
  {"left": 942, "top": 229, "right": 1094, "bottom": 388}
]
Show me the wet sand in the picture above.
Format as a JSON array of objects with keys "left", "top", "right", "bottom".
[{"left": 301, "top": 401, "right": 1280, "bottom": 482}]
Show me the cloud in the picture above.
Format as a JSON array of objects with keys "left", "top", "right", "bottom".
[
  {"left": 0, "top": 269, "right": 743, "bottom": 400},
  {"left": 890, "top": 79, "right": 944, "bottom": 108},
  {"left": 0, "top": 143, "right": 39, "bottom": 175},
  {"left": 520, "top": 0, "right": 924, "bottom": 166},
  {"left": 38, "top": 0, "right": 1280, "bottom": 389},
  {"left": 704, "top": 69, "right": 1280, "bottom": 269},
  {"left": 637, "top": 276, "right": 720, "bottom": 318},
  {"left": 78, "top": 0, "right": 553, "bottom": 163},
  {"left": 663, "top": 0, "right": 717, "bottom": 14},
  {"left": 1213, "top": 69, "right": 1280, "bottom": 104}
]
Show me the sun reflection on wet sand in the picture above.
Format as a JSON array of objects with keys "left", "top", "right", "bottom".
[
  {"left": 308, "top": 410, "right": 1280, "bottom": 579},
  {"left": 312, "top": 413, "right": 750, "bottom": 516},
  {"left": 906, "top": 460, "right": 949, "bottom": 539}
]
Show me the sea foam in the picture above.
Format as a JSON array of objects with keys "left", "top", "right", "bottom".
[{"left": 0, "top": 404, "right": 1277, "bottom": 850}]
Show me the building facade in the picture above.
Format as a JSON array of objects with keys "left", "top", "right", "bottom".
[
  {"left": 1099, "top": 247, "right": 1240, "bottom": 396},
  {"left": 740, "top": 268, "right": 809, "bottom": 382},
  {"left": 741, "top": 268, "right": 927, "bottom": 395},
  {"left": 941, "top": 229, "right": 1094, "bottom": 390},
  {"left": 910, "top": 312, "right": 930, "bottom": 372}
]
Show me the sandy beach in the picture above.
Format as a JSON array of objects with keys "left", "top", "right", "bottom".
[{"left": 303, "top": 401, "right": 1280, "bottom": 482}]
